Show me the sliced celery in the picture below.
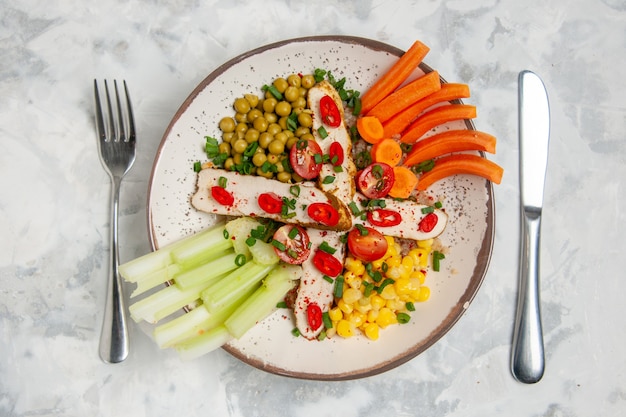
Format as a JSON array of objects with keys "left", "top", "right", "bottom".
[
  {"left": 174, "top": 252, "right": 239, "bottom": 290},
  {"left": 153, "top": 284, "right": 257, "bottom": 348},
  {"left": 170, "top": 222, "right": 231, "bottom": 267},
  {"left": 128, "top": 282, "right": 207, "bottom": 324},
  {"left": 224, "top": 266, "right": 297, "bottom": 338},
  {"left": 130, "top": 264, "right": 181, "bottom": 298},
  {"left": 201, "top": 261, "right": 275, "bottom": 314},
  {"left": 175, "top": 324, "right": 233, "bottom": 361}
]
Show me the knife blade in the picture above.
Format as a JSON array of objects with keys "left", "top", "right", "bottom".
[{"left": 511, "top": 70, "right": 550, "bottom": 384}]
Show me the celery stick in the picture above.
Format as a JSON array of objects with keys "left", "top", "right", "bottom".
[
  {"left": 153, "top": 284, "right": 258, "bottom": 348},
  {"left": 174, "top": 252, "right": 239, "bottom": 290},
  {"left": 175, "top": 324, "right": 232, "bottom": 361},
  {"left": 130, "top": 264, "right": 182, "bottom": 298},
  {"left": 202, "top": 261, "right": 275, "bottom": 314},
  {"left": 224, "top": 266, "right": 297, "bottom": 338},
  {"left": 128, "top": 282, "right": 207, "bottom": 324},
  {"left": 225, "top": 217, "right": 263, "bottom": 258},
  {"left": 170, "top": 222, "right": 231, "bottom": 267}
]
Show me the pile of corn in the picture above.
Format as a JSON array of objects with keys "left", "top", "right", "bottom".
[{"left": 327, "top": 236, "right": 433, "bottom": 341}]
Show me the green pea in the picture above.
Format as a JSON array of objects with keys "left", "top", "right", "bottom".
[
  {"left": 258, "top": 132, "right": 273, "bottom": 149},
  {"left": 235, "top": 123, "right": 248, "bottom": 136},
  {"left": 292, "top": 96, "right": 307, "bottom": 110},
  {"left": 274, "top": 132, "right": 288, "bottom": 145},
  {"left": 287, "top": 74, "right": 301, "bottom": 88},
  {"left": 234, "top": 112, "right": 247, "bottom": 123},
  {"left": 218, "top": 142, "right": 231, "bottom": 155},
  {"left": 268, "top": 140, "right": 285, "bottom": 155},
  {"left": 244, "top": 128, "right": 260, "bottom": 143},
  {"left": 253, "top": 116, "right": 268, "bottom": 132},
  {"left": 224, "top": 157, "right": 235, "bottom": 170},
  {"left": 297, "top": 112, "right": 313, "bottom": 128},
  {"left": 273, "top": 77, "right": 288, "bottom": 93},
  {"left": 219, "top": 117, "right": 236, "bottom": 133},
  {"left": 275, "top": 101, "right": 292, "bottom": 117},
  {"left": 247, "top": 108, "right": 262, "bottom": 123},
  {"left": 264, "top": 112, "right": 278, "bottom": 124},
  {"left": 252, "top": 152, "right": 267, "bottom": 167},
  {"left": 267, "top": 123, "right": 282, "bottom": 136},
  {"left": 244, "top": 94, "right": 259, "bottom": 109},
  {"left": 234, "top": 97, "right": 251, "bottom": 114},
  {"left": 263, "top": 98, "right": 277, "bottom": 113},
  {"left": 284, "top": 86, "right": 300, "bottom": 103},
  {"left": 222, "top": 132, "right": 234, "bottom": 143},
  {"left": 277, "top": 172, "right": 292, "bottom": 183},
  {"left": 232, "top": 138, "right": 248, "bottom": 154},
  {"left": 301, "top": 74, "right": 315, "bottom": 89},
  {"left": 294, "top": 126, "right": 310, "bottom": 137}
]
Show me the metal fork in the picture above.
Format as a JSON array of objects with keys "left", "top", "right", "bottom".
[{"left": 94, "top": 80, "right": 136, "bottom": 363}]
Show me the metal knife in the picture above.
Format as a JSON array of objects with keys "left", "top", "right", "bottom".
[{"left": 511, "top": 70, "right": 550, "bottom": 383}]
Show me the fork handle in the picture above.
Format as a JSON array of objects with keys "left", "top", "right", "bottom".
[{"left": 99, "top": 177, "right": 130, "bottom": 363}]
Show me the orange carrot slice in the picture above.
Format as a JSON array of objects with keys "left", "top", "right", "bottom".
[
  {"left": 416, "top": 154, "right": 504, "bottom": 190},
  {"left": 383, "top": 83, "right": 471, "bottom": 138},
  {"left": 357, "top": 116, "right": 385, "bottom": 144},
  {"left": 400, "top": 104, "right": 477, "bottom": 144},
  {"left": 360, "top": 40, "right": 430, "bottom": 114},
  {"left": 403, "top": 130, "right": 497, "bottom": 167},
  {"left": 371, "top": 138, "right": 403, "bottom": 167},
  {"left": 388, "top": 166, "right": 419, "bottom": 198},
  {"left": 367, "top": 71, "right": 441, "bottom": 123}
]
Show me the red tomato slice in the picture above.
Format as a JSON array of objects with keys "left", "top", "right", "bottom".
[
  {"left": 328, "top": 142, "right": 344, "bottom": 166},
  {"left": 320, "top": 95, "right": 341, "bottom": 128},
  {"left": 418, "top": 212, "right": 439, "bottom": 233},
  {"left": 258, "top": 192, "right": 283, "bottom": 214},
  {"left": 356, "top": 162, "right": 395, "bottom": 199},
  {"left": 289, "top": 139, "right": 323, "bottom": 180},
  {"left": 347, "top": 226, "right": 388, "bottom": 262},
  {"left": 272, "top": 225, "right": 310, "bottom": 264},
  {"left": 307, "top": 202, "right": 339, "bottom": 227},
  {"left": 211, "top": 186, "right": 234, "bottom": 206},
  {"left": 306, "top": 303, "right": 323, "bottom": 331},
  {"left": 312, "top": 250, "right": 343, "bottom": 277},
  {"left": 367, "top": 208, "right": 402, "bottom": 227}
]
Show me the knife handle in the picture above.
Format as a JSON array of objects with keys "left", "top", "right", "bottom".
[{"left": 511, "top": 210, "right": 545, "bottom": 383}]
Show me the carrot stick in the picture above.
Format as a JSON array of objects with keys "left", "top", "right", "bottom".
[
  {"left": 356, "top": 116, "right": 385, "bottom": 144},
  {"left": 367, "top": 71, "right": 441, "bottom": 123},
  {"left": 388, "top": 166, "right": 419, "bottom": 199},
  {"left": 400, "top": 104, "right": 477, "bottom": 144},
  {"left": 403, "top": 130, "right": 496, "bottom": 167},
  {"left": 360, "top": 40, "right": 430, "bottom": 114},
  {"left": 371, "top": 138, "right": 403, "bottom": 167},
  {"left": 383, "top": 83, "right": 471, "bottom": 138},
  {"left": 416, "top": 154, "right": 504, "bottom": 190}
]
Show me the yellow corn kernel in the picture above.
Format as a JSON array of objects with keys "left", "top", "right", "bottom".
[
  {"left": 385, "top": 255, "right": 402, "bottom": 268},
  {"left": 417, "top": 286, "right": 431, "bottom": 302},
  {"left": 380, "top": 283, "right": 397, "bottom": 300},
  {"left": 386, "top": 298, "right": 406, "bottom": 312},
  {"left": 354, "top": 300, "right": 372, "bottom": 314},
  {"left": 343, "top": 287, "right": 362, "bottom": 304},
  {"left": 383, "top": 242, "right": 398, "bottom": 259},
  {"left": 326, "top": 327, "right": 337, "bottom": 338},
  {"left": 376, "top": 307, "right": 398, "bottom": 328},
  {"left": 367, "top": 309, "right": 379, "bottom": 323},
  {"left": 328, "top": 307, "right": 343, "bottom": 322},
  {"left": 401, "top": 255, "right": 415, "bottom": 271},
  {"left": 410, "top": 269, "right": 427, "bottom": 285},
  {"left": 363, "top": 322, "right": 380, "bottom": 341},
  {"left": 348, "top": 311, "right": 366, "bottom": 327},
  {"left": 370, "top": 294, "right": 386, "bottom": 310},
  {"left": 344, "top": 257, "right": 365, "bottom": 275},
  {"left": 384, "top": 235, "right": 395, "bottom": 247},
  {"left": 409, "top": 248, "right": 430, "bottom": 268},
  {"left": 338, "top": 298, "right": 353, "bottom": 315},
  {"left": 370, "top": 258, "right": 385, "bottom": 270},
  {"left": 394, "top": 277, "right": 412, "bottom": 296},
  {"left": 343, "top": 271, "right": 361, "bottom": 290},
  {"left": 336, "top": 319, "right": 355, "bottom": 338},
  {"left": 417, "top": 238, "right": 433, "bottom": 249}
]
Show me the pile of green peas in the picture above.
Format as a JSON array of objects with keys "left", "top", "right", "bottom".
[{"left": 217, "top": 73, "right": 319, "bottom": 183}]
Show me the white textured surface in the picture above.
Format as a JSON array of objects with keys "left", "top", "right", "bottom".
[{"left": 1, "top": 0, "right": 625, "bottom": 416}]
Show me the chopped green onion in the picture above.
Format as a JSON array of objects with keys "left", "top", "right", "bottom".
[
  {"left": 355, "top": 224, "right": 369, "bottom": 236},
  {"left": 223, "top": 229, "right": 229, "bottom": 239},
  {"left": 289, "top": 185, "right": 300, "bottom": 197},
  {"left": 262, "top": 84, "right": 283, "bottom": 100},
  {"left": 322, "top": 176, "right": 335, "bottom": 184},
  {"left": 381, "top": 262, "right": 388, "bottom": 273},
  {"left": 433, "top": 251, "right": 445, "bottom": 272},
  {"left": 291, "top": 327, "right": 301, "bottom": 337},
  {"left": 234, "top": 254, "right": 247, "bottom": 267},
  {"left": 276, "top": 301, "right": 287, "bottom": 308},
  {"left": 348, "top": 201, "right": 361, "bottom": 216},
  {"left": 397, "top": 312, "right": 411, "bottom": 324},
  {"left": 421, "top": 206, "right": 434, "bottom": 214},
  {"left": 218, "top": 176, "right": 228, "bottom": 188},
  {"left": 245, "top": 236, "right": 256, "bottom": 247},
  {"left": 288, "top": 227, "right": 299, "bottom": 239},
  {"left": 363, "top": 281, "right": 374, "bottom": 297},
  {"left": 333, "top": 275, "right": 344, "bottom": 298},
  {"left": 319, "top": 241, "right": 337, "bottom": 255},
  {"left": 193, "top": 161, "right": 202, "bottom": 172},
  {"left": 243, "top": 141, "right": 258, "bottom": 157},
  {"left": 351, "top": 96, "right": 362, "bottom": 116},
  {"left": 287, "top": 112, "right": 298, "bottom": 131},
  {"left": 435, "top": 201, "right": 443, "bottom": 209},
  {"left": 376, "top": 278, "right": 395, "bottom": 294},
  {"left": 322, "top": 275, "right": 334, "bottom": 283},
  {"left": 322, "top": 311, "right": 333, "bottom": 329},
  {"left": 317, "top": 126, "right": 328, "bottom": 139},
  {"left": 271, "top": 239, "right": 286, "bottom": 251},
  {"left": 406, "top": 301, "right": 416, "bottom": 311},
  {"left": 314, "top": 154, "right": 323, "bottom": 164},
  {"left": 333, "top": 165, "right": 343, "bottom": 173}
]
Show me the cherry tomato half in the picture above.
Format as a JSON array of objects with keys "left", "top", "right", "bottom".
[
  {"left": 211, "top": 186, "right": 234, "bottom": 206},
  {"left": 418, "top": 212, "right": 439, "bottom": 233},
  {"left": 312, "top": 249, "right": 343, "bottom": 277},
  {"left": 347, "top": 226, "right": 388, "bottom": 262},
  {"left": 328, "top": 142, "right": 344, "bottom": 166},
  {"left": 289, "top": 139, "right": 323, "bottom": 180},
  {"left": 356, "top": 162, "right": 395, "bottom": 199},
  {"left": 272, "top": 224, "right": 310, "bottom": 264},
  {"left": 306, "top": 303, "right": 323, "bottom": 331},
  {"left": 367, "top": 208, "right": 402, "bottom": 227},
  {"left": 258, "top": 192, "right": 283, "bottom": 214},
  {"left": 307, "top": 202, "right": 339, "bottom": 227},
  {"left": 320, "top": 95, "right": 341, "bottom": 128}
]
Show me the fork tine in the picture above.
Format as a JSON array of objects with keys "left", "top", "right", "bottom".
[
  {"left": 113, "top": 80, "right": 126, "bottom": 142},
  {"left": 123, "top": 80, "right": 136, "bottom": 144},
  {"left": 94, "top": 80, "right": 107, "bottom": 143},
  {"left": 104, "top": 80, "right": 117, "bottom": 142}
]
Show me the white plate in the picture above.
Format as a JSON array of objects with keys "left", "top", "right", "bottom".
[{"left": 147, "top": 36, "right": 495, "bottom": 380}]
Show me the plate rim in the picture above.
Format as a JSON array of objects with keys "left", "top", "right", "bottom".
[{"left": 145, "top": 35, "right": 496, "bottom": 380}]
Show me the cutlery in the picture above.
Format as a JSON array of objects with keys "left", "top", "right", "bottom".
[
  {"left": 511, "top": 70, "right": 550, "bottom": 383},
  {"left": 94, "top": 79, "right": 136, "bottom": 363}
]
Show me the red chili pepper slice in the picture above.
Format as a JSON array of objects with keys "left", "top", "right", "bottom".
[
  {"left": 312, "top": 250, "right": 343, "bottom": 277},
  {"left": 328, "top": 142, "right": 344, "bottom": 166},
  {"left": 306, "top": 303, "right": 323, "bottom": 331},
  {"left": 258, "top": 192, "right": 283, "bottom": 214},
  {"left": 418, "top": 212, "right": 439, "bottom": 233},
  {"left": 320, "top": 95, "right": 341, "bottom": 128},
  {"left": 367, "top": 208, "right": 402, "bottom": 227},
  {"left": 307, "top": 202, "right": 339, "bottom": 227},
  {"left": 211, "top": 186, "right": 234, "bottom": 206}
]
